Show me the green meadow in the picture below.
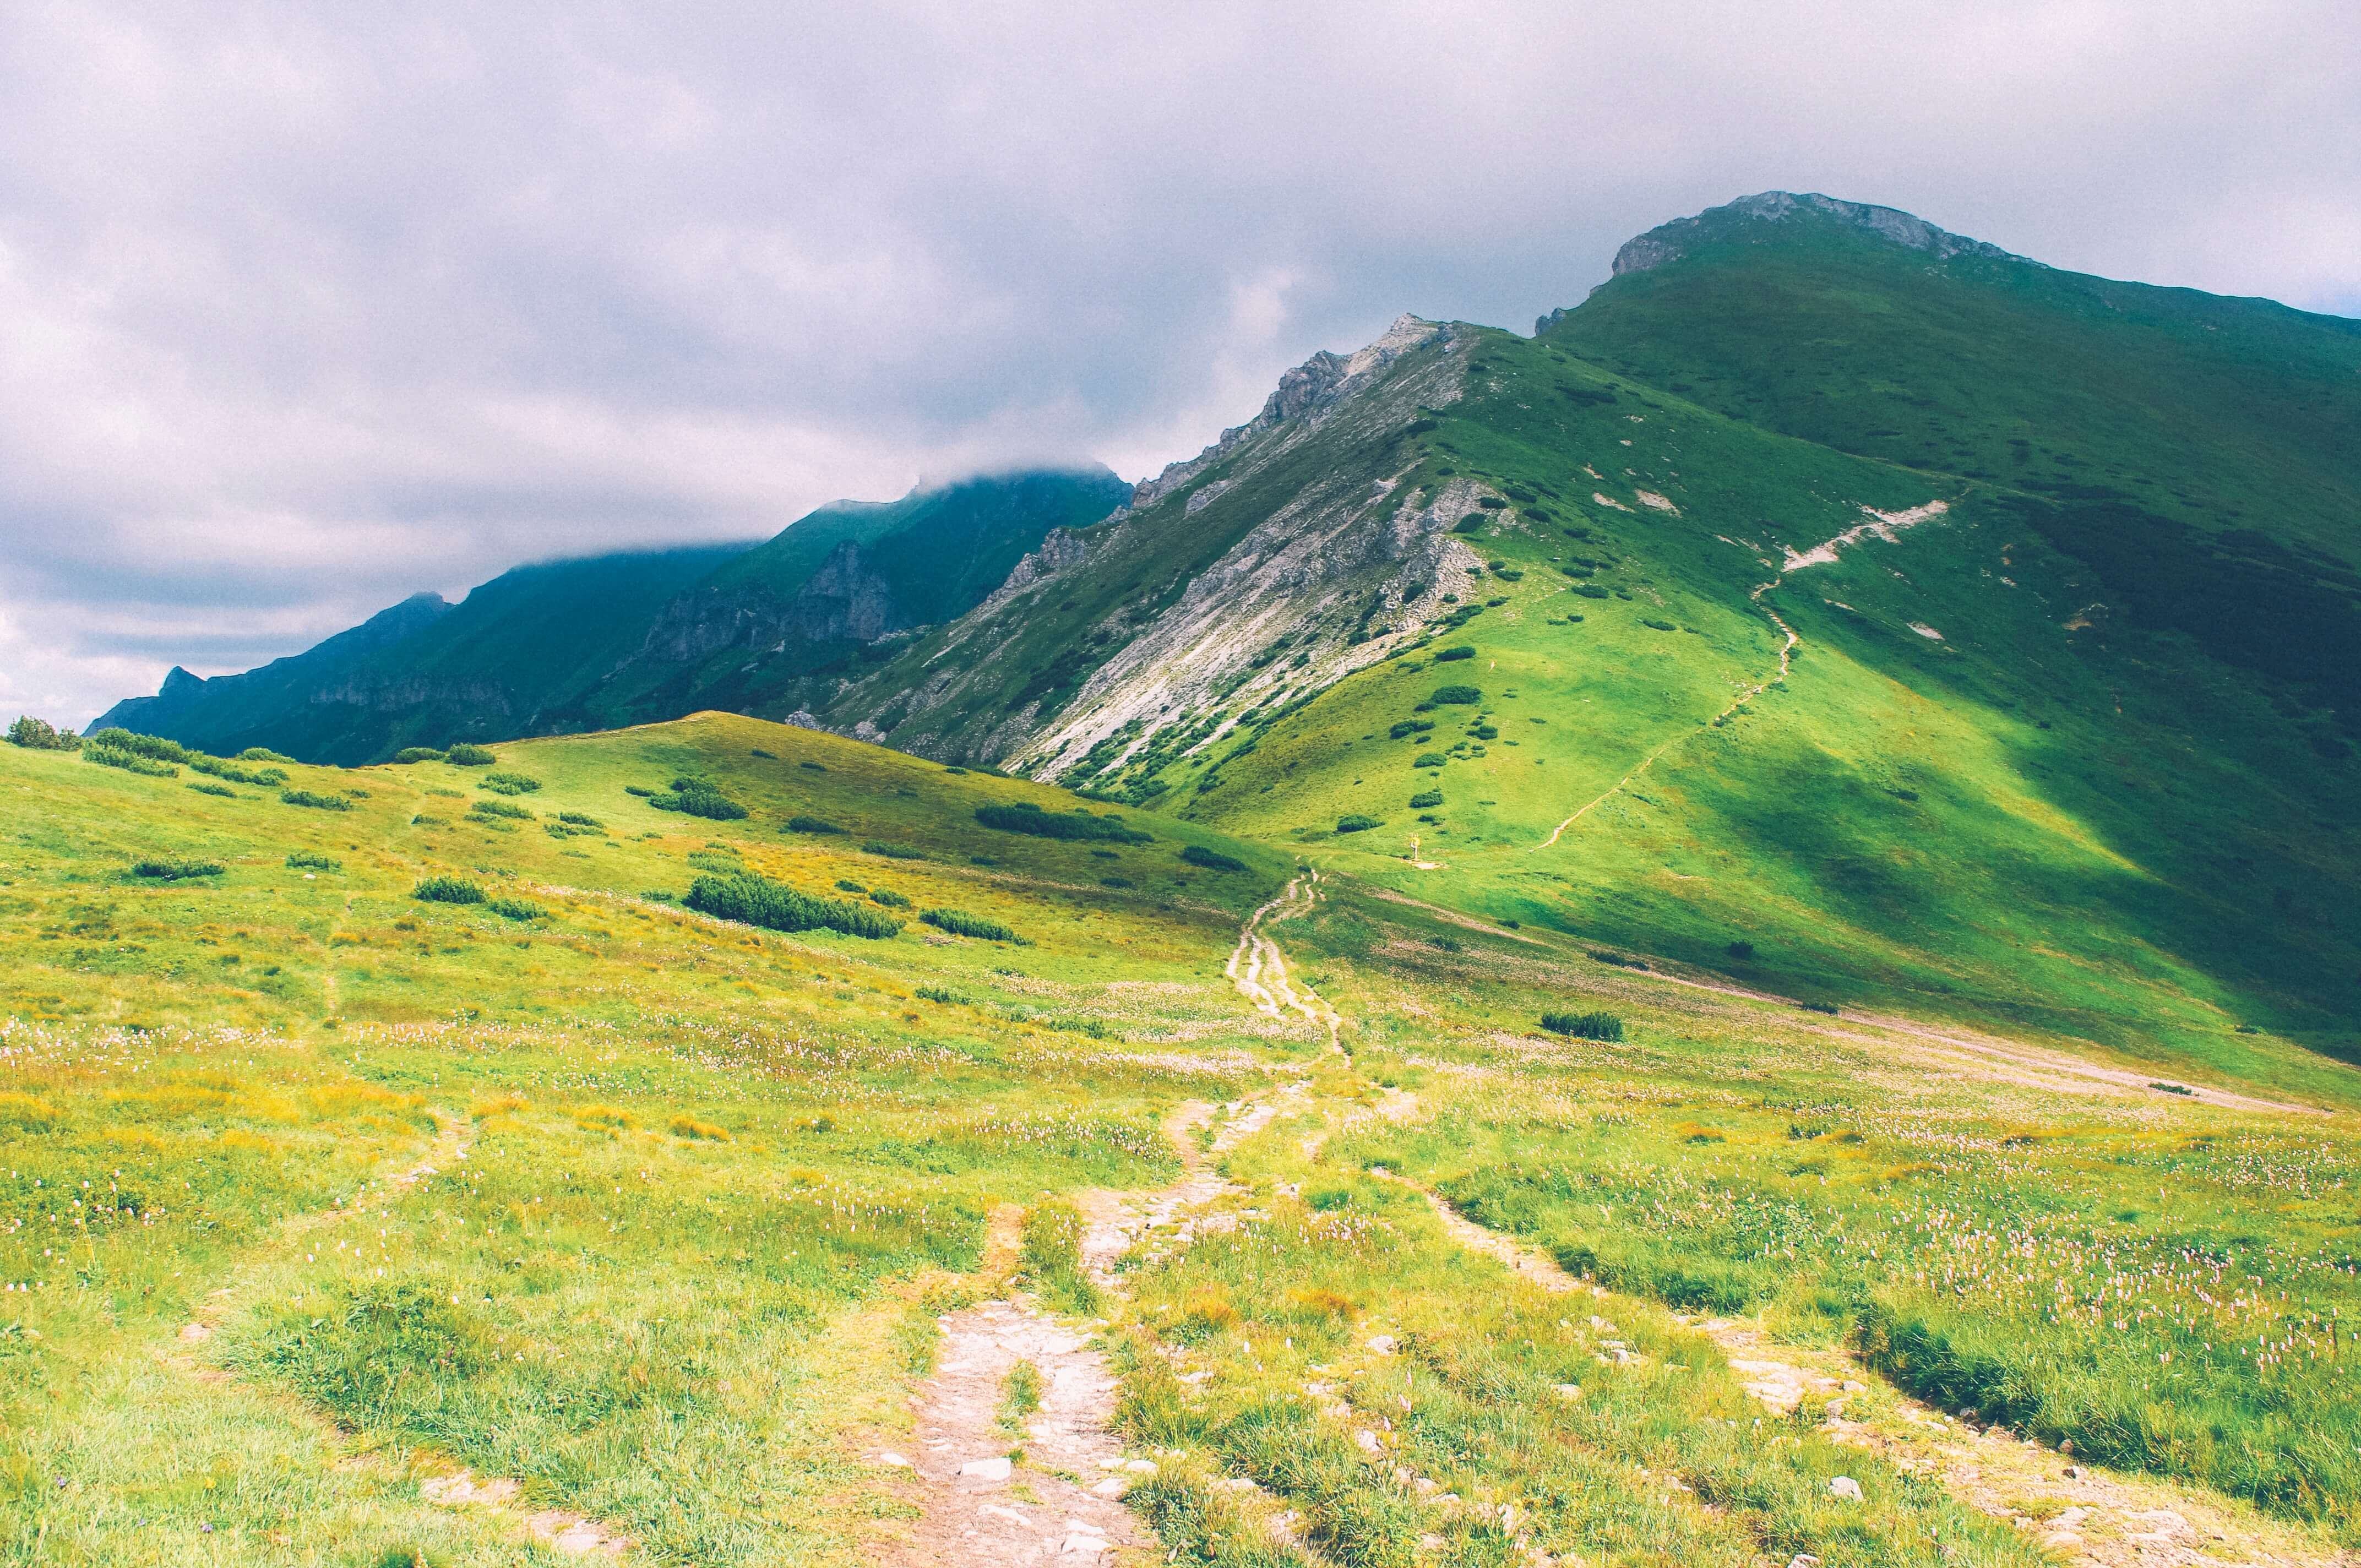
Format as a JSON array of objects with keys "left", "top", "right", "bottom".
[{"left": 5, "top": 712, "right": 2358, "bottom": 1563}]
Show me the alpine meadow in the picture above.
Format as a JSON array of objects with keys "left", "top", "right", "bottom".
[{"left": 12, "top": 191, "right": 2361, "bottom": 1568}]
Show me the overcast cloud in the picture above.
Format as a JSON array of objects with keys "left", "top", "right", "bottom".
[{"left": 4, "top": 0, "right": 2357, "bottom": 726}]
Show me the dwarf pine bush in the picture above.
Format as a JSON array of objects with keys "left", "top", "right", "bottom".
[
  {"left": 921, "top": 908, "right": 1018, "bottom": 941},
  {"left": 1180, "top": 845, "right": 1245, "bottom": 872},
  {"left": 443, "top": 743, "right": 497, "bottom": 766},
  {"left": 974, "top": 802, "right": 1151, "bottom": 843},
  {"left": 414, "top": 876, "right": 485, "bottom": 904},
  {"left": 391, "top": 747, "right": 444, "bottom": 764},
  {"left": 684, "top": 870, "right": 902, "bottom": 939},
  {"left": 7, "top": 716, "right": 78, "bottom": 750},
  {"left": 279, "top": 789, "right": 352, "bottom": 810},
  {"left": 131, "top": 858, "right": 224, "bottom": 880},
  {"left": 1541, "top": 1011, "right": 1624, "bottom": 1041},
  {"left": 488, "top": 897, "right": 545, "bottom": 921}
]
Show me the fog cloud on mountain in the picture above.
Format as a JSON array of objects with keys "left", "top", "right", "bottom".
[{"left": 4, "top": 0, "right": 2355, "bottom": 725}]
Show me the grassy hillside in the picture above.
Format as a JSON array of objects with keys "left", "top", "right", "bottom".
[{"left": 5, "top": 716, "right": 2359, "bottom": 1562}]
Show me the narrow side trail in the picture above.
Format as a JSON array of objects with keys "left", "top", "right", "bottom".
[
  {"left": 1383, "top": 1163, "right": 2351, "bottom": 1568},
  {"left": 168, "top": 1109, "right": 633, "bottom": 1557}
]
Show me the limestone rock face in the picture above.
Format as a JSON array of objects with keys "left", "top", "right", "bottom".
[{"left": 1608, "top": 190, "right": 2031, "bottom": 277}]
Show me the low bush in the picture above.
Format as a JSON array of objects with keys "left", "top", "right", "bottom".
[
  {"left": 187, "top": 781, "right": 236, "bottom": 798},
  {"left": 85, "top": 744, "right": 178, "bottom": 777},
  {"left": 1408, "top": 789, "right": 1443, "bottom": 808},
  {"left": 1797, "top": 1000, "right": 1840, "bottom": 1016},
  {"left": 392, "top": 747, "right": 443, "bottom": 764},
  {"left": 7, "top": 716, "right": 79, "bottom": 750},
  {"left": 131, "top": 857, "right": 224, "bottom": 880},
  {"left": 478, "top": 771, "right": 541, "bottom": 794},
  {"left": 1180, "top": 845, "right": 1245, "bottom": 872},
  {"left": 914, "top": 985, "right": 962, "bottom": 1004},
  {"left": 1725, "top": 939, "right": 1756, "bottom": 960},
  {"left": 834, "top": 878, "right": 866, "bottom": 892},
  {"left": 1433, "top": 645, "right": 1475, "bottom": 662},
  {"left": 286, "top": 852, "right": 341, "bottom": 870},
  {"left": 800, "top": 761, "right": 826, "bottom": 771},
  {"left": 1414, "top": 752, "right": 1446, "bottom": 768},
  {"left": 1477, "top": 496, "right": 1506, "bottom": 510},
  {"left": 1335, "top": 814, "right": 1384, "bottom": 834},
  {"left": 624, "top": 785, "right": 655, "bottom": 797},
  {"left": 280, "top": 788, "right": 352, "bottom": 810},
  {"left": 469, "top": 798, "right": 533, "bottom": 820},
  {"left": 869, "top": 889, "right": 911, "bottom": 908},
  {"left": 1389, "top": 719, "right": 1434, "bottom": 738},
  {"left": 488, "top": 896, "right": 545, "bottom": 921},
  {"left": 1642, "top": 618, "right": 1676, "bottom": 631},
  {"left": 863, "top": 840, "right": 926, "bottom": 860},
  {"left": 1540, "top": 1010, "right": 1624, "bottom": 1041},
  {"left": 973, "top": 802, "right": 1151, "bottom": 843},
  {"left": 1100, "top": 875, "right": 1133, "bottom": 888},
  {"left": 443, "top": 743, "right": 497, "bottom": 766},
  {"left": 188, "top": 755, "right": 287, "bottom": 786},
  {"left": 1452, "top": 513, "right": 1488, "bottom": 534},
  {"left": 649, "top": 777, "right": 748, "bottom": 820},
  {"left": 684, "top": 871, "right": 903, "bottom": 939},
  {"left": 784, "top": 815, "right": 843, "bottom": 834},
  {"left": 87, "top": 728, "right": 189, "bottom": 763},
  {"left": 1574, "top": 583, "right": 1611, "bottom": 598},
  {"left": 1429, "top": 684, "right": 1482, "bottom": 705},
  {"left": 414, "top": 876, "right": 486, "bottom": 905},
  {"left": 749, "top": 748, "right": 775, "bottom": 759},
  {"left": 557, "top": 811, "right": 602, "bottom": 829},
  {"left": 922, "top": 908, "right": 1018, "bottom": 941},
  {"left": 240, "top": 748, "right": 295, "bottom": 764}
]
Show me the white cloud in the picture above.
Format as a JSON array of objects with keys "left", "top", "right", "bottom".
[{"left": 0, "top": 0, "right": 2354, "bottom": 725}]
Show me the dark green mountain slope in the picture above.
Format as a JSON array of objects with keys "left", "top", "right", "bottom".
[
  {"left": 93, "top": 548, "right": 744, "bottom": 765},
  {"left": 820, "top": 197, "right": 2360, "bottom": 1092},
  {"left": 96, "top": 467, "right": 1128, "bottom": 765}
]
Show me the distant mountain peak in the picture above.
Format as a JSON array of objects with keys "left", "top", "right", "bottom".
[{"left": 1611, "top": 190, "right": 2032, "bottom": 278}]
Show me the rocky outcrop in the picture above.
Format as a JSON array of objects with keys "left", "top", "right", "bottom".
[
  {"left": 632, "top": 541, "right": 906, "bottom": 666},
  {"left": 1608, "top": 191, "right": 2032, "bottom": 279}
]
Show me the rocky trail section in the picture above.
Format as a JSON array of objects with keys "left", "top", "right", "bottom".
[
  {"left": 1225, "top": 871, "right": 1341, "bottom": 1046},
  {"left": 890, "top": 1099, "right": 1301, "bottom": 1565}
]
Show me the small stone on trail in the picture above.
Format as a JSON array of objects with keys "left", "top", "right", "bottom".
[
  {"left": 878, "top": 1451, "right": 909, "bottom": 1467},
  {"left": 959, "top": 1456, "right": 1014, "bottom": 1481},
  {"left": 1828, "top": 1477, "right": 1863, "bottom": 1501},
  {"left": 1366, "top": 1333, "right": 1397, "bottom": 1353}
]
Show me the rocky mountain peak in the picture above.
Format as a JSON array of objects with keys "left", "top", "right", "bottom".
[{"left": 1608, "top": 191, "right": 2032, "bottom": 279}]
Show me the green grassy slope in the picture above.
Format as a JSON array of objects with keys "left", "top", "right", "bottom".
[
  {"left": 1162, "top": 324, "right": 2360, "bottom": 1095},
  {"left": 7, "top": 718, "right": 2359, "bottom": 1559}
]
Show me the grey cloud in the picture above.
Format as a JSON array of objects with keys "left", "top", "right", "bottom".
[{"left": 1, "top": 0, "right": 2355, "bottom": 724}]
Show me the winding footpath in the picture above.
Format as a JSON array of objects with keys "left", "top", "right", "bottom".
[{"left": 1535, "top": 501, "right": 1923, "bottom": 852}]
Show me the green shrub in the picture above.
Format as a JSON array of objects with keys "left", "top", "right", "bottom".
[
  {"left": 131, "top": 857, "right": 224, "bottom": 880},
  {"left": 1433, "top": 645, "right": 1475, "bottom": 662},
  {"left": 687, "top": 851, "right": 744, "bottom": 873},
  {"left": 863, "top": 840, "right": 926, "bottom": 860},
  {"left": 86, "top": 728, "right": 190, "bottom": 763},
  {"left": 84, "top": 744, "right": 178, "bottom": 777},
  {"left": 784, "top": 815, "right": 843, "bottom": 834},
  {"left": 1477, "top": 496, "right": 1506, "bottom": 510},
  {"left": 684, "top": 871, "right": 902, "bottom": 939},
  {"left": 1540, "top": 1011, "right": 1624, "bottom": 1041},
  {"left": 286, "top": 852, "right": 341, "bottom": 870},
  {"left": 648, "top": 778, "right": 747, "bottom": 820},
  {"left": 1335, "top": 814, "right": 1384, "bottom": 834},
  {"left": 1414, "top": 752, "right": 1447, "bottom": 768},
  {"left": 973, "top": 802, "right": 1151, "bottom": 842},
  {"left": 870, "top": 889, "right": 911, "bottom": 908},
  {"left": 921, "top": 908, "right": 1018, "bottom": 941},
  {"left": 239, "top": 748, "right": 295, "bottom": 764},
  {"left": 834, "top": 879, "right": 866, "bottom": 892},
  {"left": 392, "top": 747, "right": 444, "bottom": 764},
  {"left": 187, "top": 781, "right": 236, "bottom": 798},
  {"left": 1180, "top": 845, "right": 1245, "bottom": 872},
  {"left": 1429, "top": 684, "right": 1482, "bottom": 705},
  {"left": 1408, "top": 789, "right": 1443, "bottom": 809},
  {"left": 1726, "top": 940, "right": 1756, "bottom": 960},
  {"left": 1100, "top": 875, "right": 1133, "bottom": 888},
  {"left": 188, "top": 755, "right": 287, "bottom": 786},
  {"left": 1642, "top": 618, "right": 1676, "bottom": 631},
  {"left": 943, "top": 765, "right": 968, "bottom": 775},
  {"left": 488, "top": 897, "right": 545, "bottom": 922},
  {"left": 624, "top": 785, "right": 655, "bottom": 797},
  {"left": 443, "top": 743, "right": 497, "bottom": 766},
  {"left": 1452, "top": 513, "right": 1488, "bottom": 533},
  {"left": 915, "top": 985, "right": 962, "bottom": 1004},
  {"left": 6, "top": 716, "right": 78, "bottom": 750},
  {"left": 414, "top": 876, "right": 486, "bottom": 905},
  {"left": 799, "top": 761, "right": 826, "bottom": 771},
  {"left": 1588, "top": 950, "right": 1647, "bottom": 971},
  {"left": 1574, "top": 584, "right": 1611, "bottom": 598},
  {"left": 749, "top": 747, "right": 775, "bottom": 759},
  {"left": 1390, "top": 719, "right": 1434, "bottom": 738},
  {"left": 478, "top": 771, "right": 541, "bottom": 795},
  {"left": 280, "top": 788, "right": 352, "bottom": 810},
  {"left": 557, "top": 811, "right": 602, "bottom": 829},
  {"left": 469, "top": 798, "right": 533, "bottom": 820}
]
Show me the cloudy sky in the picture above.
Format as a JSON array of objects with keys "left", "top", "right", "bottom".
[{"left": 6, "top": 1, "right": 2357, "bottom": 726}]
